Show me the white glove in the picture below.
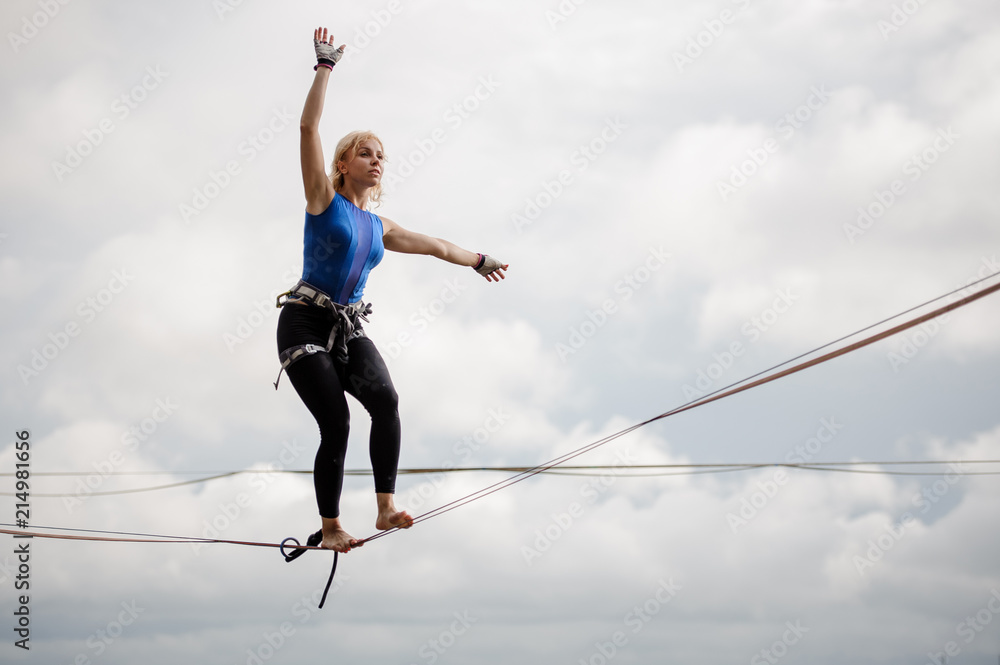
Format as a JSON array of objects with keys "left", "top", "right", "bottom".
[
  {"left": 474, "top": 253, "right": 507, "bottom": 281},
  {"left": 313, "top": 29, "right": 345, "bottom": 70}
]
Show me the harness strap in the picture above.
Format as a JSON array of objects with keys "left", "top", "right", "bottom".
[
  {"left": 273, "top": 344, "right": 327, "bottom": 389},
  {"left": 279, "top": 344, "right": 327, "bottom": 369},
  {"left": 273, "top": 280, "right": 373, "bottom": 389},
  {"left": 275, "top": 281, "right": 337, "bottom": 310}
]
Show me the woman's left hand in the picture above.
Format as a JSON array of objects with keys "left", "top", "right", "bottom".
[{"left": 474, "top": 254, "right": 508, "bottom": 282}]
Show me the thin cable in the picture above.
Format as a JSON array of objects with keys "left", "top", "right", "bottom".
[
  {"left": 785, "top": 464, "right": 1000, "bottom": 476},
  {"left": 674, "top": 270, "right": 1000, "bottom": 405},
  {"left": 7, "top": 460, "right": 1000, "bottom": 497},
  {"left": 359, "top": 276, "right": 1000, "bottom": 544},
  {"left": 0, "top": 523, "right": 327, "bottom": 551},
  {"left": 7, "top": 458, "right": 1000, "bottom": 476},
  {"left": 4, "top": 276, "right": 998, "bottom": 547},
  {"left": 10, "top": 472, "right": 243, "bottom": 497}
]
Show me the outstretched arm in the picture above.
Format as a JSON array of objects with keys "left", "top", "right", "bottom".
[
  {"left": 382, "top": 216, "right": 508, "bottom": 282},
  {"left": 300, "top": 28, "right": 344, "bottom": 214}
]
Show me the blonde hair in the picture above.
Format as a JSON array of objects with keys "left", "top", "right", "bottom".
[{"left": 330, "top": 130, "right": 387, "bottom": 209}]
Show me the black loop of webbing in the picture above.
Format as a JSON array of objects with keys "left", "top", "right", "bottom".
[
  {"left": 319, "top": 551, "right": 338, "bottom": 609},
  {"left": 280, "top": 529, "right": 339, "bottom": 608},
  {"left": 278, "top": 536, "right": 300, "bottom": 559},
  {"left": 280, "top": 529, "right": 322, "bottom": 562}
]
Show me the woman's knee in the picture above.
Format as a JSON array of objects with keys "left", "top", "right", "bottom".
[
  {"left": 368, "top": 382, "right": 399, "bottom": 417},
  {"left": 317, "top": 408, "right": 351, "bottom": 441}
]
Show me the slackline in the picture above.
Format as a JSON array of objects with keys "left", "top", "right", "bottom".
[
  {"left": 359, "top": 274, "right": 1000, "bottom": 544},
  {"left": 3, "top": 272, "right": 998, "bottom": 606}
]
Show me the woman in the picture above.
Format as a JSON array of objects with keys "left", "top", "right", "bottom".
[{"left": 275, "top": 27, "right": 508, "bottom": 554}]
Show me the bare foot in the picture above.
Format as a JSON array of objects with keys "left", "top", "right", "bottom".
[
  {"left": 375, "top": 509, "right": 413, "bottom": 530},
  {"left": 375, "top": 492, "right": 413, "bottom": 530},
  {"left": 321, "top": 516, "right": 360, "bottom": 553}
]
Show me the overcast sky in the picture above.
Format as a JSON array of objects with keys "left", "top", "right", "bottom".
[{"left": 2, "top": 1, "right": 1000, "bottom": 663}]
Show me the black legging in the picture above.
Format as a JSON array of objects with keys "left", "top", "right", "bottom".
[{"left": 276, "top": 302, "right": 400, "bottom": 518}]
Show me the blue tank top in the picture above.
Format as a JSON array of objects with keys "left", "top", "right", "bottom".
[{"left": 301, "top": 192, "right": 385, "bottom": 305}]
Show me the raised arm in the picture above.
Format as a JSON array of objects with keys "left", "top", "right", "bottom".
[
  {"left": 382, "top": 216, "right": 508, "bottom": 282},
  {"left": 301, "top": 28, "right": 344, "bottom": 214}
]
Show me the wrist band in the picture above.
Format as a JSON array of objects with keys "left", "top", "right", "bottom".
[
  {"left": 314, "top": 62, "right": 334, "bottom": 71},
  {"left": 474, "top": 253, "right": 486, "bottom": 270}
]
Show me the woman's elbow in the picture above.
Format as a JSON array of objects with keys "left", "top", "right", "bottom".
[{"left": 431, "top": 238, "right": 450, "bottom": 259}]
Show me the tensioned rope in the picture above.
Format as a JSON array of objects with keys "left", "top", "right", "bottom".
[
  {"left": 5, "top": 458, "right": 1000, "bottom": 479},
  {"left": 0, "top": 523, "right": 323, "bottom": 551},
  {"left": 6, "top": 462, "right": 987, "bottom": 537},
  {"left": 3, "top": 273, "right": 999, "bottom": 603},
  {"left": 6, "top": 270, "right": 999, "bottom": 501},
  {"left": 5, "top": 459, "right": 1000, "bottom": 497},
  {"left": 357, "top": 274, "right": 1000, "bottom": 544}
]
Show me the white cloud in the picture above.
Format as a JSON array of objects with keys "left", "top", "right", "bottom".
[{"left": 2, "top": 1, "right": 1000, "bottom": 663}]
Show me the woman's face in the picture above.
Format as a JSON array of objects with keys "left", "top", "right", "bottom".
[{"left": 340, "top": 139, "right": 384, "bottom": 187}]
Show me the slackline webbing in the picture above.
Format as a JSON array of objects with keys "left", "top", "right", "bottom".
[
  {"left": 0, "top": 523, "right": 323, "bottom": 550},
  {"left": 3, "top": 273, "right": 998, "bottom": 606},
  {"left": 357, "top": 275, "right": 1000, "bottom": 544}
]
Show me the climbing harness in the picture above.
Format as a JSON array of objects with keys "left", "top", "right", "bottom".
[{"left": 273, "top": 280, "right": 372, "bottom": 389}]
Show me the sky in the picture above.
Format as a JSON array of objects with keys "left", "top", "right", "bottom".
[{"left": 2, "top": 0, "right": 1000, "bottom": 663}]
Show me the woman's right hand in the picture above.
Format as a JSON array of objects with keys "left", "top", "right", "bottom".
[{"left": 313, "top": 27, "right": 345, "bottom": 70}]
